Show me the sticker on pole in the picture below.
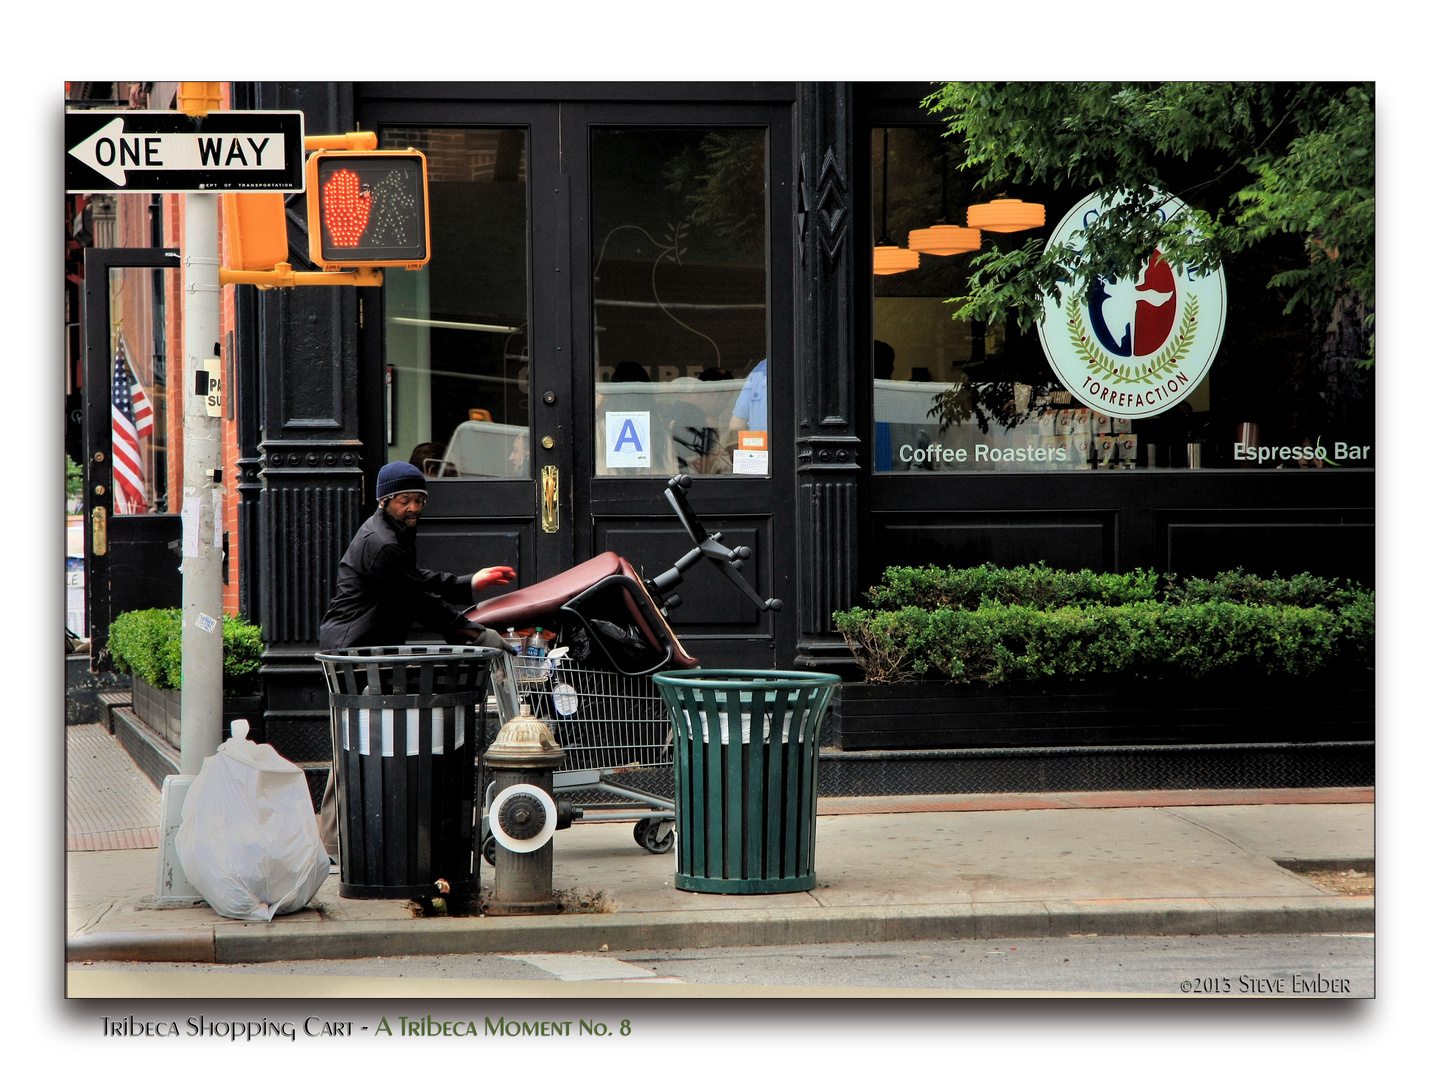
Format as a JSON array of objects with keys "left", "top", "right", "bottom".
[{"left": 1037, "top": 190, "right": 1227, "bottom": 419}]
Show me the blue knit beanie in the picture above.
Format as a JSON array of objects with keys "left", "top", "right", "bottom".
[{"left": 376, "top": 461, "right": 427, "bottom": 502}]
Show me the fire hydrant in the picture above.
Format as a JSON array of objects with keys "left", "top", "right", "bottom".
[{"left": 483, "top": 703, "right": 581, "bottom": 915}]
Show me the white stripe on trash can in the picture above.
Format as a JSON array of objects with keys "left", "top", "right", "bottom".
[
  {"left": 353, "top": 707, "right": 466, "bottom": 756},
  {"left": 504, "top": 954, "right": 684, "bottom": 982}
]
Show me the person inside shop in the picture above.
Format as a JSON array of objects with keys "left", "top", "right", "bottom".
[
  {"left": 874, "top": 341, "right": 896, "bottom": 471},
  {"left": 726, "top": 357, "right": 768, "bottom": 440},
  {"left": 315, "top": 460, "right": 517, "bottom": 860},
  {"left": 508, "top": 431, "right": 530, "bottom": 476},
  {"left": 874, "top": 340, "right": 895, "bottom": 381},
  {"left": 408, "top": 441, "right": 448, "bottom": 478}
]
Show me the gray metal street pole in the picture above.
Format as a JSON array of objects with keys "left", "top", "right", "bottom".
[{"left": 178, "top": 190, "right": 225, "bottom": 775}]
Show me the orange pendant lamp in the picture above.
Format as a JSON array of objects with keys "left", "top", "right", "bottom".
[
  {"left": 967, "top": 196, "right": 1046, "bottom": 233},
  {"left": 909, "top": 143, "right": 981, "bottom": 255},
  {"left": 908, "top": 223, "right": 981, "bottom": 255},
  {"left": 873, "top": 129, "right": 919, "bottom": 275},
  {"left": 874, "top": 243, "right": 920, "bottom": 274}
]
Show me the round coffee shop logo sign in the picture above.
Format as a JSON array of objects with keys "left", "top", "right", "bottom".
[{"left": 1038, "top": 191, "right": 1226, "bottom": 419}]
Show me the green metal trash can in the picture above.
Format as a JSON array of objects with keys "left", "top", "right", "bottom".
[{"left": 652, "top": 669, "right": 840, "bottom": 895}]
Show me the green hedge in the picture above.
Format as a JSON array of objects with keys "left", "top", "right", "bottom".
[
  {"left": 108, "top": 608, "right": 263, "bottom": 694},
  {"left": 834, "top": 564, "right": 1375, "bottom": 685},
  {"left": 863, "top": 563, "right": 1161, "bottom": 612}
]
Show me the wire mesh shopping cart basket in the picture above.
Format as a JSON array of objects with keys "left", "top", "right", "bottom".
[{"left": 484, "top": 652, "right": 677, "bottom": 855}]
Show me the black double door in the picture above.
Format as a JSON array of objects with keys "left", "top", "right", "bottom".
[{"left": 356, "top": 91, "right": 797, "bottom": 669}]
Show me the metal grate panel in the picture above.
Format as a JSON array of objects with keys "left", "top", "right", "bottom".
[{"left": 815, "top": 742, "right": 1376, "bottom": 797}]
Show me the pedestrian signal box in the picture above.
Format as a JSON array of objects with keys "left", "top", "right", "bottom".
[{"left": 305, "top": 149, "right": 430, "bottom": 271}]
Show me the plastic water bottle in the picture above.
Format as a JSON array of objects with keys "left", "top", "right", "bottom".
[{"left": 519, "top": 627, "right": 547, "bottom": 681}]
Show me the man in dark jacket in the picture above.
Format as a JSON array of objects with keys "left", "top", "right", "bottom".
[
  {"left": 315, "top": 460, "right": 516, "bottom": 857},
  {"left": 319, "top": 461, "right": 515, "bottom": 652}
]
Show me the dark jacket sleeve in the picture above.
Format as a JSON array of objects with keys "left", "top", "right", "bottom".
[{"left": 372, "top": 543, "right": 475, "bottom": 635}]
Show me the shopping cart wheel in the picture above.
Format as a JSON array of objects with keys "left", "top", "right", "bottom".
[
  {"left": 634, "top": 818, "right": 675, "bottom": 855},
  {"left": 482, "top": 834, "right": 497, "bottom": 866}
]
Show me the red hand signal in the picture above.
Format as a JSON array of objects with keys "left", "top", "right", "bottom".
[{"left": 322, "top": 168, "right": 371, "bottom": 246}]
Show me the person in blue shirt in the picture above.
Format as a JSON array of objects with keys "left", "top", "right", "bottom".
[{"left": 727, "top": 358, "right": 767, "bottom": 436}]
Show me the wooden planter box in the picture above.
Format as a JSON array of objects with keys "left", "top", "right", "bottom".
[
  {"left": 129, "top": 677, "right": 264, "bottom": 751},
  {"left": 830, "top": 673, "right": 1375, "bottom": 752}
]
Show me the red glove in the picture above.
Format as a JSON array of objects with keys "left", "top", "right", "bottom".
[{"left": 472, "top": 565, "right": 517, "bottom": 592}]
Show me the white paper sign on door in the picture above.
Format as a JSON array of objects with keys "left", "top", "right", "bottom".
[{"left": 605, "top": 411, "right": 651, "bottom": 469}]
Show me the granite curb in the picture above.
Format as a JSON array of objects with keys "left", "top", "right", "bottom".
[{"left": 66, "top": 896, "right": 1375, "bottom": 965}]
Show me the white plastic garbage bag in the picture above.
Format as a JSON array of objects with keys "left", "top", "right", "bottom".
[{"left": 175, "top": 719, "right": 331, "bottom": 922}]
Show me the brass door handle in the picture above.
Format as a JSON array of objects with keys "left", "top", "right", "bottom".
[
  {"left": 541, "top": 465, "right": 559, "bottom": 534},
  {"left": 92, "top": 506, "right": 108, "bottom": 556}
]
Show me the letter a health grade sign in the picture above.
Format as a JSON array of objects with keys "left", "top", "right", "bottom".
[
  {"left": 605, "top": 411, "right": 651, "bottom": 469},
  {"left": 65, "top": 111, "right": 305, "bottom": 193},
  {"left": 1037, "top": 190, "right": 1226, "bottom": 419}
]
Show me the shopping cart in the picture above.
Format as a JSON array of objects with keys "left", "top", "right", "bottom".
[
  {"left": 480, "top": 650, "right": 676, "bottom": 862},
  {"left": 468, "top": 474, "right": 783, "bottom": 864}
]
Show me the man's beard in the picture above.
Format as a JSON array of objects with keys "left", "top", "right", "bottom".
[{"left": 384, "top": 504, "right": 421, "bottom": 530}]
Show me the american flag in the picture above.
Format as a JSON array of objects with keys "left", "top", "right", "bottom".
[
  {"left": 131, "top": 372, "right": 154, "bottom": 439},
  {"left": 111, "top": 350, "right": 148, "bottom": 514}
]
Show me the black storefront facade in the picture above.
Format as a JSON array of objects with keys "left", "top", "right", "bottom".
[{"left": 228, "top": 82, "right": 1374, "bottom": 791}]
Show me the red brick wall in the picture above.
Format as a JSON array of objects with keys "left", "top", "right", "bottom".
[{"left": 218, "top": 83, "right": 241, "bottom": 616}]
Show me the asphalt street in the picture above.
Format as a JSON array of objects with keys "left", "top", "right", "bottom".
[{"left": 70, "top": 932, "right": 1374, "bottom": 996}]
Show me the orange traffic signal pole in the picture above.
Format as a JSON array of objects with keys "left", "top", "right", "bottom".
[
  {"left": 305, "top": 132, "right": 378, "bottom": 152},
  {"left": 217, "top": 131, "right": 386, "bottom": 289},
  {"left": 220, "top": 262, "right": 384, "bottom": 289}
]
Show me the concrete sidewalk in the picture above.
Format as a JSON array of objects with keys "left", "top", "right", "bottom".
[{"left": 66, "top": 719, "right": 1374, "bottom": 965}]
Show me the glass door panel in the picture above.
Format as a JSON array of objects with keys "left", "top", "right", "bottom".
[
  {"left": 107, "top": 265, "right": 169, "bottom": 511},
  {"left": 380, "top": 127, "right": 531, "bottom": 479},
  {"left": 589, "top": 127, "right": 769, "bottom": 478},
  {"left": 360, "top": 107, "right": 570, "bottom": 590}
]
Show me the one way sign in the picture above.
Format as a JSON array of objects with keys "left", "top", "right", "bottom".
[{"left": 65, "top": 110, "right": 305, "bottom": 193}]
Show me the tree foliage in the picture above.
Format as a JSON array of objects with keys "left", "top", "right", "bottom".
[
  {"left": 662, "top": 130, "right": 767, "bottom": 259},
  {"left": 923, "top": 82, "right": 1375, "bottom": 358},
  {"left": 66, "top": 455, "right": 82, "bottom": 503}
]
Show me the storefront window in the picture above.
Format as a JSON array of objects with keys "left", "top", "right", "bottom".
[
  {"left": 381, "top": 127, "right": 530, "bottom": 478},
  {"left": 871, "top": 127, "right": 1374, "bottom": 473},
  {"left": 590, "top": 127, "right": 769, "bottom": 477}
]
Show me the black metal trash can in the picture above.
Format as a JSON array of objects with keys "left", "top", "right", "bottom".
[
  {"left": 316, "top": 645, "right": 500, "bottom": 900},
  {"left": 653, "top": 669, "right": 840, "bottom": 895}
]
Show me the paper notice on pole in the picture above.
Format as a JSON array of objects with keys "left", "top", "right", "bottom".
[
  {"left": 181, "top": 496, "right": 201, "bottom": 558},
  {"left": 195, "top": 613, "right": 218, "bottom": 634},
  {"left": 212, "top": 488, "right": 224, "bottom": 547},
  {"left": 605, "top": 411, "right": 651, "bottom": 469}
]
